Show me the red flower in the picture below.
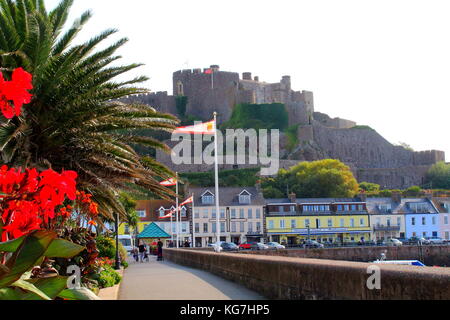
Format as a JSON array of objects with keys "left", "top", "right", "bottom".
[
  {"left": 0, "top": 68, "right": 33, "bottom": 119},
  {"left": 2, "top": 200, "right": 42, "bottom": 241}
]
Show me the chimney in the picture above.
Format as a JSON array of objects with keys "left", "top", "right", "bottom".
[
  {"left": 254, "top": 76, "right": 259, "bottom": 82},
  {"left": 289, "top": 193, "right": 297, "bottom": 203},
  {"left": 391, "top": 191, "right": 402, "bottom": 204},
  {"left": 358, "top": 193, "right": 367, "bottom": 202},
  {"left": 242, "top": 72, "right": 252, "bottom": 80}
]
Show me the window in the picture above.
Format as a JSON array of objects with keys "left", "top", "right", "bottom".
[
  {"left": 212, "top": 209, "right": 216, "bottom": 219},
  {"left": 328, "top": 219, "right": 332, "bottom": 227},
  {"left": 376, "top": 218, "right": 381, "bottom": 226},
  {"left": 239, "top": 191, "right": 251, "bottom": 204},
  {"left": 220, "top": 222, "right": 225, "bottom": 233},
  {"left": 445, "top": 215, "right": 449, "bottom": 225},
  {"left": 248, "top": 222, "right": 253, "bottom": 232},
  {"left": 280, "top": 220, "right": 286, "bottom": 229},
  {"left": 231, "top": 209, "right": 236, "bottom": 219},
  {"left": 256, "top": 209, "right": 261, "bottom": 219},
  {"left": 240, "top": 222, "right": 245, "bottom": 232},
  {"left": 411, "top": 217, "right": 416, "bottom": 226},
  {"left": 397, "top": 217, "right": 401, "bottom": 226},
  {"left": 432, "top": 231, "right": 438, "bottom": 237},
  {"left": 412, "top": 232, "right": 417, "bottom": 237},
  {"left": 316, "top": 219, "right": 321, "bottom": 228},
  {"left": 203, "top": 223, "right": 208, "bottom": 233},
  {"left": 268, "top": 220, "right": 274, "bottom": 229},
  {"left": 337, "top": 205, "right": 343, "bottom": 211},
  {"left": 340, "top": 219, "right": 345, "bottom": 227},
  {"left": 351, "top": 205, "right": 357, "bottom": 211},
  {"left": 291, "top": 220, "right": 296, "bottom": 228},
  {"left": 422, "top": 217, "right": 426, "bottom": 225},
  {"left": 124, "top": 224, "right": 130, "bottom": 235},
  {"left": 202, "top": 209, "right": 209, "bottom": 218},
  {"left": 422, "top": 232, "right": 427, "bottom": 237},
  {"left": 137, "top": 210, "right": 146, "bottom": 218},
  {"left": 445, "top": 232, "right": 449, "bottom": 240},
  {"left": 290, "top": 206, "right": 296, "bottom": 212},
  {"left": 432, "top": 216, "right": 436, "bottom": 225},
  {"left": 360, "top": 218, "right": 365, "bottom": 227},
  {"left": 350, "top": 219, "right": 355, "bottom": 228},
  {"left": 177, "top": 81, "right": 184, "bottom": 95},
  {"left": 240, "top": 209, "right": 245, "bottom": 218},
  {"left": 231, "top": 222, "right": 236, "bottom": 232},
  {"left": 256, "top": 222, "right": 261, "bottom": 232},
  {"left": 212, "top": 223, "right": 216, "bottom": 233},
  {"left": 181, "top": 207, "right": 187, "bottom": 217},
  {"left": 202, "top": 191, "right": 214, "bottom": 204},
  {"left": 220, "top": 209, "right": 225, "bottom": 219},
  {"left": 248, "top": 209, "right": 253, "bottom": 219},
  {"left": 194, "top": 209, "right": 200, "bottom": 219},
  {"left": 195, "top": 223, "right": 200, "bottom": 233},
  {"left": 358, "top": 205, "right": 363, "bottom": 211},
  {"left": 305, "top": 219, "right": 310, "bottom": 227},
  {"left": 386, "top": 218, "right": 391, "bottom": 227},
  {"left": 182, "top": 223, "right": 187, "bottom": 233},
  {"left": 344, "top": 205, "right": 350, "bottom": 211}
]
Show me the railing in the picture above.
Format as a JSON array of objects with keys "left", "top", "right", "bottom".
[{"left": 373, "top": 225, "right": 401, "bottom": 231}]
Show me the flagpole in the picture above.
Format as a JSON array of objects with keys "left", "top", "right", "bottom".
[
  {"left": 176, "top": 172, "right": 179, "bottom": 249},
  {"left": 213, "top": 112, "right": 220, "bottom": 246},
  {"left": 191, "top": 193, "right": 195, "bottom": 248}
]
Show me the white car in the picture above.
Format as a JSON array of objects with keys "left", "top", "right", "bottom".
[
  {"left": 386, "top": 238, "right": 402, "bottom": 247},
  {"left": 251, "top": 242, "right": 269, "bottom": 250},
  {"left": 426, "top": 237, "right": 445, "bottom": 244},
  {"left": 267, "top": 242, "right": 286, "bottom": 250},
  {"left": 209, "top": 241, "right": 223, "bottom": 252}
]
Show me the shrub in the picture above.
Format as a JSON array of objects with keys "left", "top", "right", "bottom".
[{"left": 96, "top": 264, "right": 122, "bottom": 288}]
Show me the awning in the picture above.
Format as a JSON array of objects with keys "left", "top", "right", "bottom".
[{"left": 138, "top": 222, "right": 171, "bottom": 239}]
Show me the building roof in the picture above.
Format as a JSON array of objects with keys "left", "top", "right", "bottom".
[
  {"left": 266, "top": 198, "right": 362, "bottom": 204},
  {"left": 188, "top": 187, "right": 265, "bottom": 207},
  {"left": 137, "top": 222, "right": 171, "bottom": 239},
  {"left": 431, "top": 197, "right": 450, "bottom": 213},
  {"left": 365, "top": 197, "right": 439, "bottom": 215}
]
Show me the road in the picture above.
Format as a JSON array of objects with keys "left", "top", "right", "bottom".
[{"left": 118, "top": 256, "right": 265, "bottom": 300}]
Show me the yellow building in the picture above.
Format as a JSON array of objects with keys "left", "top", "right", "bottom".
[{"left": 265, "top": 198, "right": 371, "bottom": 245}]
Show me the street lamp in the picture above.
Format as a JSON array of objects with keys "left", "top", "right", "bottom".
[{"left": 114, "top": 212, "right": 121, "bottom": 270}]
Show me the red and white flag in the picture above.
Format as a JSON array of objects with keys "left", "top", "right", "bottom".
[
  {"left": 159, "top": 210, "right": 174, "bottom": 219},
  {"left": 204, "top": 68, "right": 213, "bottom": 74},
  {"left": 180, "top": 196, "right": 194, "bottom": 207},
  {"left": 159, "top": 178, "right": 177, "bottom": 186},
  {"left": 173, "top": 120, "right": 215, "bottom": 135}
]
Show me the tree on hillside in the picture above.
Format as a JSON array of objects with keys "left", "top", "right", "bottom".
[
  {"left": 359, "top": 182, "right": 380, "bottom": 193},
  {"left": 261, "top": 159, "right": 360, "bottom": 198},
  {"left": 426, "top": 162, "right": 450, "bottom": 189},
  {"left": 0, "top": 0, "right": 178, "bottom": 219}
]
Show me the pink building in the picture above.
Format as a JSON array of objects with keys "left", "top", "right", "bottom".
[{"left": 432, "top": 198, "right": 450, "bottom": 240}]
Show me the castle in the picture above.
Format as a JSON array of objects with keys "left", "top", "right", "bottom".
[{"left": 122, "top": 65, "right": 446, "bottom": 189}]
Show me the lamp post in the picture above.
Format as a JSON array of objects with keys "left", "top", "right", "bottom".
[{"left": 114, "top": 212, "right": 121, "bottom": 270}]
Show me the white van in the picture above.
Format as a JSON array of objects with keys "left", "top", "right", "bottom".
[{"left": 118, "top": 235, "right": 134, "bottom": 254}]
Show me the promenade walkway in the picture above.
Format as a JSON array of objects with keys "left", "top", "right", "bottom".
[{"left": 118, "top": 256, "right": 265, "bottom": 300}]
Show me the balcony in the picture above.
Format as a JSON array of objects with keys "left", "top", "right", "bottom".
[{"left": 373, "top": 224, "right": 400, "bottom": 232}]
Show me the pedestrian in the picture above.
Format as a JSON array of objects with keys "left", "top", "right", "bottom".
[
  {"left": 138, "top": 242, "right": 146, "bottom": 262},
  {"left": 157, "top": 238, "right": 164, "bottom": 261},
  {"left": 169, "top": 240, "right": 174, "bottom": 248},
  {"left": 184, "top": 240, "right": 190, "bottom": 248},
  {"left": 132, "top": 247, "right": 139, "bottom": 262}
]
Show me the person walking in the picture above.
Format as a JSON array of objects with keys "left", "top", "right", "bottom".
[
  {"left": 138, "top": 243, "right": 146, "bottom": 262},
  {"left": 157, "top": 238, "right": 164, "bottom": 261},
  {"left": 184, "top": 240, "right": 190, "bottom": 248}
]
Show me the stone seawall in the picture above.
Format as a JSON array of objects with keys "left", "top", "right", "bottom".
[
  {"left": 239, "top": 245, "right": 450, "bottom": 266},
  {"left": 164, "top": 249, "right": 450, "bottom": 300}
]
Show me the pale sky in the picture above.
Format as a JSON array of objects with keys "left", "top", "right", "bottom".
[{"left": 45, "top": 0, "right": 449, "bottom": 160}]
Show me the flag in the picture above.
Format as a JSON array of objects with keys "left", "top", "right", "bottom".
[
  {"left": 173, "top": 120, "right": 215, "bottom": 135},
  {"left": 159, "top": 178, "right": 177, "bottom": 186},
  {"left": 159, "top": 210, "right": 174, "bottom": 219},
  {"left": 204, "top": 68, "right": 213, "bottom": 74},
  {"left": 180, "top": 196, "right": 194, "bottom": 207}
]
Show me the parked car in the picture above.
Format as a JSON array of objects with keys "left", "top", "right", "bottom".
[
  {"left": 376, "top": 239, "right": 386, "bottom": 246},
  {"left": 426, "top": 237, "right": 445, "bottom": 244},
  {"left": 238, "top": 241, "right": 253, "bottom": 250},
  {"left": 220, "top": 242, "right": 239, "bottom": 252},
  {"left": 267, "top": 242, "right": 286, "bottom": 250},
  {"left": 303, "top": 240, "right": 324, "bottom": 249},
  {"left": 386, "top": 238, "right": 403, "bottom": 247},
  {"left": 251, "top": 242, "right": 269, "bottom": 250}
]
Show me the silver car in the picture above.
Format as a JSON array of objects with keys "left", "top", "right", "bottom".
[{"left": 267, "top": 242, "right": 286, "bottom": 250}]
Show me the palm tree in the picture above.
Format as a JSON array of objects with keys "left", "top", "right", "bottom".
[{"left": 0, "top": 0, "right": 179, "bottom": 219}]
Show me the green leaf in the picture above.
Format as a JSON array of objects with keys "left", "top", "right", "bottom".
[
  {"left": 0, "top": 231, "right": 57, "bottom": 288},
  {"left": 0, "top": 236, "right": 26, "bottom": 253},
  {"left": 21, "top": 276, "right": 68, "bottom": 300},
  {"left": 58, "top": 287, "right": 100, "bottom": 300},
  {"left": 0, "top": 287, "right": 20, "bottom": 300},
  {"left": 44, "top": 239, "right": 85, "bottom": 258},
  {"left": 11, "top": 279, "right": 51, "bottom": 300}
]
